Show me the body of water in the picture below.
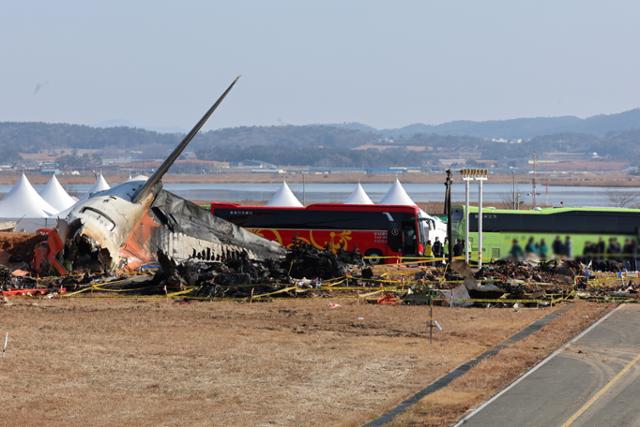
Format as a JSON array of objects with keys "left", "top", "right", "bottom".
[{"left": 1, "top": 182, "right": 634, "bottom": 208}]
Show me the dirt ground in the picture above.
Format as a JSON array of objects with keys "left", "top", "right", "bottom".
[{"left": 0, "top": 297, "right": 610, "bottom": 427}]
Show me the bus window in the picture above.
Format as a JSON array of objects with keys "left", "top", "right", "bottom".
[
  {"left": 418, "top": 219, "right": 429, "bottom": 243},
  {"left": 419, "top": 218, "right": 435, "bottom": 241},
  {"left": 452, "top": 207, "right": 463, "bottom": 222}
]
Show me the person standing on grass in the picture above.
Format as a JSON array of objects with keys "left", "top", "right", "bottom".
[
  {"left": 565, "top": 236, "right": 573, "bottom": 258},
  {"left": 509, "top": 239, "right": 524, "bottom": 261},
  {"left": 524, "top": 237, "right": 536, "bottom": 255},
  {"left": 552, "top": 235, "right": 563, "bottom": 256},
  {"left": 432, "top": 237, "right": 443, "bottom": 263},
  {"left": 538, "top": 239, "right": 549, "bottom": 261},
  {"left": 453, "top": 239, "right": 464, "bottom": 257},
  {"left": 424, "top": 240, "right": 433, "bottom": 262}
]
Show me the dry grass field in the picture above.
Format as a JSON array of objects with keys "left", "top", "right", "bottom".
[{"left": 0, "top": 297, "right": 610, "bottom": 426}]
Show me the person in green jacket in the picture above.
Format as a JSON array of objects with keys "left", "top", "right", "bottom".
[
  {"left": 509, "top": 239, "right": 524, "bottom": 260},
  {"left": 538, "top": 239, "right": 549, "bottom": 261}
]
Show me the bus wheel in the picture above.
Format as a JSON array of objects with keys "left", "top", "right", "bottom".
[{"left": 365, "top": 249, "right": 383, "bottom": 265}]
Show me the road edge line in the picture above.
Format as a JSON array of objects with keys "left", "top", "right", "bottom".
[{"left": 454, "top": 303, "right": 624, "bottom": 426}]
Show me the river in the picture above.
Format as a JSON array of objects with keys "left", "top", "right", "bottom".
[{"left": 3, "top": 182, "right": 637, "bottom": 207}]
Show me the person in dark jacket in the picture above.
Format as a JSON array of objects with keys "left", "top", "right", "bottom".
[
  {"left": 432, "top": 237, "right": 443, "bottom": 260},
  {"left": 552, "top": 236, "right": 563, "bottom": 256},
  {"left": 453, "top": 239, "right": 464, "bottom": 257}
]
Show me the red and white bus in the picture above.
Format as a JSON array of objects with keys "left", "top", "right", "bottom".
[{"left": 210, "top": 203, "right": 439, "bottom": 264}]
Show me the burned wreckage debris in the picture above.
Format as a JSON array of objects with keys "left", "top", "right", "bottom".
[
  {"left": 18, "top": 77, "right": 358, "bottom": 298},
  {"left": 31, "top": 77, "right": 286, "bottom": 278},
  {"left": 147, "top": 241, "right": 357, "bottom": 299}
]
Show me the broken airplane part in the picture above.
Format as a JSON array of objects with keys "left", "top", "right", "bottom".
[{"left": 35, "top": 77, "right": 285, "bottom": 275}]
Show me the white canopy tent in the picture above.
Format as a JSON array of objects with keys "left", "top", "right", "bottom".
[
  {"left": 40, "top": 174, "right": 77, "bottom": 212},
  {"left": 266, "top": 181, "right": 303, "bottom": 207},
  {"left": 379, "top": 178, "right": 415, "bottom": 206},
  {"left": 87, "top": 173, "right": 111, "bottom": 196},
  {"left": 344, "top": 183, "right": 374, "bottom": 204},
  {"left": 380, "top": 178, "right": 447, "bottom": 242},
  {"left": 0, "top": 174, "right": 59, "bottom": 219}
]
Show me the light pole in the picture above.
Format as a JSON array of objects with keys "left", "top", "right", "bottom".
[
  {"left": 460, "top": 169, "right": 488, "bottom": 266},
  {"left": 477, "top": 174, "right": 487, "bottom": 267},
  {"left": 462, "top": 174, "right": 473, "bottom": 263}
]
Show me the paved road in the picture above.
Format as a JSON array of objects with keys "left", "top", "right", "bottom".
[{"left": 459, "top": 304, "right": 640, "bottom": 427}]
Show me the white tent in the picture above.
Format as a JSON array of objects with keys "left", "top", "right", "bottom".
[
  {"left": 87, "top": 173, "right": 110, "bottom": 196},
  {"left": 0, "top": 174, "right": 59, "bottom": 218},
  {"left": 344, "top": 183, "right": 373, "bottom": 204},
  {"left": 380, "top": 178, "right": 416, "bottom": 206},
  {"left": 266, "top": 181, "right": 303, "bottom": 207},
  {"left": 379, "top": 178, "right": 447, "bottom": 241},
  {"left": 40, "top": 174, "right": 77, "bottom": 212}
]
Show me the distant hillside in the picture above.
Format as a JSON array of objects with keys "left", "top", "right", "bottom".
[
  {"left": 352, "top": 108, "right": 640, "bottom": 139},
  {"left": 1, "top": 107, "right": 639, "bottom": 168}
]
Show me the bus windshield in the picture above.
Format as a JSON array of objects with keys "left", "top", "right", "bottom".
[{"left": 418, "top": 218, "right": 430, "bottom": 245}]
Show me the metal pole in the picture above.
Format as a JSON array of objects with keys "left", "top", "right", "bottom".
[
  {"left": 478, "top": 178, "right": 484, "bottom": 268},
  {"left": 445, "top": 169, "right": 453, "bottom": 264},
  {"left": 464, "top": 178, "right": 470, "bottom": 263},
  {"left": 511, "top": 171, "right": 516, "bottom": 210}
]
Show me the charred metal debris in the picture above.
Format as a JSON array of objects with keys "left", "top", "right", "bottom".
[{"left": 4, "top": 239, "right": 640, "bottom": 304}]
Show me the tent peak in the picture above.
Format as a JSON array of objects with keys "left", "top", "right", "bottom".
[{"left": 267, "top": 181, "right": 303, "bottom": 207}]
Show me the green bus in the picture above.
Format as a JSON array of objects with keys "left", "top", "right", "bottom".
[{"left": 451, "top": 206, "right": 640, "bottom": 262}]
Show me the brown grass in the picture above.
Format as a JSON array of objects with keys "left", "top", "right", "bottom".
[{"left": 0, "top": 297, "right": 590, "bottom": 426}]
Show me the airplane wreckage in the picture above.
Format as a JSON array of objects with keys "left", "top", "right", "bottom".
[{"left": 34, "top": 77, "right": 286, "bottom": 276}]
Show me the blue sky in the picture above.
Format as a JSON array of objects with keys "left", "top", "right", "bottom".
[{"left": 1, "top": 0, "right": 638, "bottom": 130}]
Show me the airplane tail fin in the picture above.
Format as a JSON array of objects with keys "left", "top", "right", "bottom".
[{"left": 132, "top": 76, "right": 240, "bottom": 203}]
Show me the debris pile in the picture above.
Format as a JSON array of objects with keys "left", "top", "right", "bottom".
[
  {"left": 0, "top": 265, "right": 37, "bottom": 291},
  {"left": 475, "top": 259, "right": 581, "bottom": 288},
  {"left": 284, "top": 241, "right": 360, "bottom": 280},
  {"left": 153, "top": 250, "right": 290, "bottom": 298},
  {"left": 149, "top": 242, "right": 361, "bottom": 298},
  {"left": 1, "top": 228, "right": 639, "bottom": 305}
]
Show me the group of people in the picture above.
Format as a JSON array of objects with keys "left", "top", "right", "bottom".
[
  {"left": 509, "top": 235, "right": 639, "bottom": 268},
  {"left": 582, "top": 237, "right": 637, "bottom": 266},
  {"left": 509, "top": 235, "right": 573, "bottom": 261},
  {"left": 423, "top": 237, "right": 465, "bottom": 263},
  {"left": 424, "top": 237, "right": 444, "bottom": 260}
]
